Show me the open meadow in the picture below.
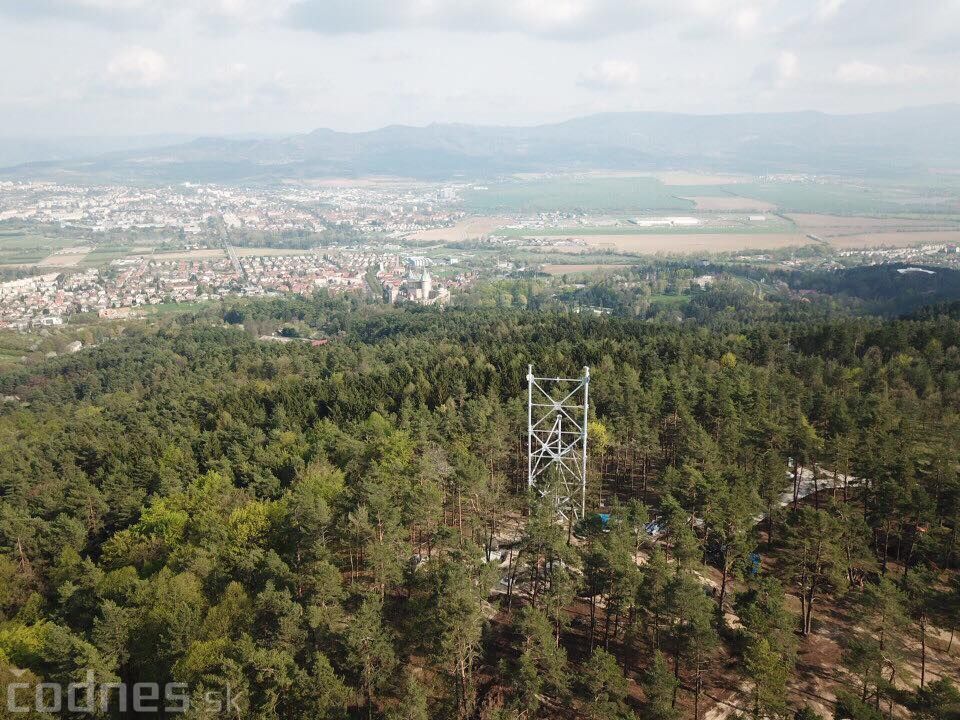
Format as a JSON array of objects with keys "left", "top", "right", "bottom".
[
  {"left": 463, "top": 176, "right": 694, "bottom": 213},
  {"left": 406, "top": 216, "right": 507, "bottom": 242},
  {"left": 528, "top": 232, "right": 812, "bottom": 254},
  {"left": 37, "top": 246, "right": 92, "bottom": 267},
  {"left": 0, "top": 226, "right": 83, "bottom": 266},
  {"left": 682, "top": 196, "right": 778, "bottom": 211},
  {"left": 464, "top": 174, "right": 960, "bottom": 216},
  {"left": 451, "top": 174, "right": 960, "bottom": 257},
  {"left": 540, "top": 263, "right": 634, "bottom": 275},
  {"left": 787, "top": 212, "right": 960, "bottom": 235}
]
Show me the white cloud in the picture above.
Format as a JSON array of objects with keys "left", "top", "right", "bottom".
[
  {"left": 751, "top": 49, "right": 799, "bottom": 90},
  {"left": 777, "top": 51, "right": 799, "bottom": 82},
  {"left": 835, "top": 61, "right": 929, "bottom": 86},
  {"left": 106, "top": 46, "right": 171, "bottom": 89},
  {"left": 287, "top": 0, "right": 666, "bottom": 39},
  {"left": 367, "top": 48, "right": 417, "bottom": 63},
  {"left": 0, "top": 0, "right": 294, "bottom": 27},
  {"left": 196, "top": 0, "right": 293, "bottom": 24},
  {"left": 734, "top": 7, "right": 760, "bottom": 34},
  {"left": 835, "top": 61, "right": 884, "bottom": 84},
  {"left": 512, "top": 0, "right": 593, "bottom": 30},
  {"left": 2, "top": 0, "right": 960, "bottom": 135},
  {"left": 72, "top": 0, "right": 149, "bottom": 8},
  {"left": 786, "top": 0, "right": 956, "bottom": 51},
  {"left": 578, "top": 60, "right": 641, "bottom": 90},
  {"left": 4, "top": 0, "right": 773, "bottom": 38},
  {"left": 682, "top": 0, "right": 770, "bottom": 36},
  {"left": 199, "top": 63, "right": 304, "bottom": 109},
  {"left": 815, "top": 0, "right": 846, "bottom": 20}
]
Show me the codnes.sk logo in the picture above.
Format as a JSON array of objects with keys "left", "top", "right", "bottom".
[{"left": 5, "top": 669, "right": 243, "bottom": 715}]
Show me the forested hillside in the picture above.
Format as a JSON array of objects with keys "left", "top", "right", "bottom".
[
  {"left": 786, "top": 265, "right": 960, "bottom": 316},
  {"left": 1, "top": 297, "right": 959, "bottom": 719}
]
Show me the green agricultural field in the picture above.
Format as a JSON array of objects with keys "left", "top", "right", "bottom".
[
  {"left": 647, "top": 293, "right": 690, "bottom": 306},
  {"left": 0, "top": 226, "right": 83, "bottom": 265},
  {"left": 463, "top": 177, "right": 694, "bottom": 212},
  {"left": 0, "top": 251, "right": 48, "bottom": 265},
  {"left": 140, "top": 300, "right": 219, "bottom": 316},
  {"left": 682, "top": 180, "right": 954, "bottom": 215},
  {"left": 0, "top": 333, "right": 36, "bottom": 369},
  {"left": 508, "top": 249, "right": 648, "bottom": 265},
  {"left": 80, "top": 245, "right": 133, "bottom": 267},
  {"left": 462, "top": 175, "right": 960, "bottom": 216},
  {"left": 495, "top": 220, "right": 797, "bottom": 237}
]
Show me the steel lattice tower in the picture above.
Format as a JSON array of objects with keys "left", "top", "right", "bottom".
[{"left": 527, "top": 365, "right": 590, "bottom": 521}]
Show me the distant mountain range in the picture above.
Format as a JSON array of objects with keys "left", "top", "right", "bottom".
[
  {"left": 0, "top": 135, "right": 197, "bottom": 171},
  {"left": 4, "top": 105, "right": 960, "bottom": 183}
]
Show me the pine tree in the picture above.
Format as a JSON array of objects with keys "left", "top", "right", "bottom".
[
  {"left": 577, "top": 649, "right": 635, "bottom": 720},
  {"left": 425, "top": 552, "right": 492, "bottom": 719},
  {"left": 664, "top": 572, "right": 718, "bottom": 716},
  {"left": 902, "top": 566, "right": 938, "bottom": 690},
  {"left": 859, "top": 577, "right": 907, "bottom": 701},
  {"left": 735, "top": 576, "right": 797, "bottom": 660},
  {"left": 345, "top": 594, "right": 397, "bottom": 719},
  {"left": 744, "top": 637, "right": 790, "bottom": 720},
  {"left": 704, "top": 476, "right": 759, "bottom": 612},
  {"left": 508, "top": 606, "right": 570, "bottom": 715},
  {"left": 636, "top": 546, "right": 671, "bottom": 650},
  {"left": 911, "top": 678, "right": 960, "bottom": 720},
  {"left": 782, "top": 507, "right": 847, "bottom": 635},
  {"left": 386, "top": 671, "right": 430, "bottom": 720},
  {"left": 756, "top": 449, "right": 787, "bottom": 547},
  {"left": 641, "top": 651, "right": 680, "bottom": 720}
]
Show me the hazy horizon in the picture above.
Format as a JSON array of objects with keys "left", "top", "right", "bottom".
[
  {"left": 3, "top": 102, "right": 960, "bottom": 142},
  {"left": 1, "top": 0, "right": 958, "bottom": 138}
]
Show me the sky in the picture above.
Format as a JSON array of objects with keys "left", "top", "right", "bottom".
[{"left": 0, "top": 0, "right": 958, "bottom": 137}]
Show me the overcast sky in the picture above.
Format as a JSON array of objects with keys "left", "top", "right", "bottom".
[{"left": 1, "top": 0, "right": 958, "bottom": 137}]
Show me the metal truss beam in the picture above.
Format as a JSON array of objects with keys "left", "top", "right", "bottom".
[{"left": 527, "top": 365, "right": 590, "bottom": 522}]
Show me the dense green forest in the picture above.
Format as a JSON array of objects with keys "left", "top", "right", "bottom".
[
  {"left": 784, "top": 265, "right": 960, "bottom": 316},
  {"left": 1, "top": 294, "right": 959, "bottom": 719},
  {"left": 550, "top": 262, "right": 960, "bottom": 320}
]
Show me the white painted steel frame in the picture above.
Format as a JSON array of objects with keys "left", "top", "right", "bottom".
[{"left": 526, "top": 365, "right": 590, "bottom": 521}]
